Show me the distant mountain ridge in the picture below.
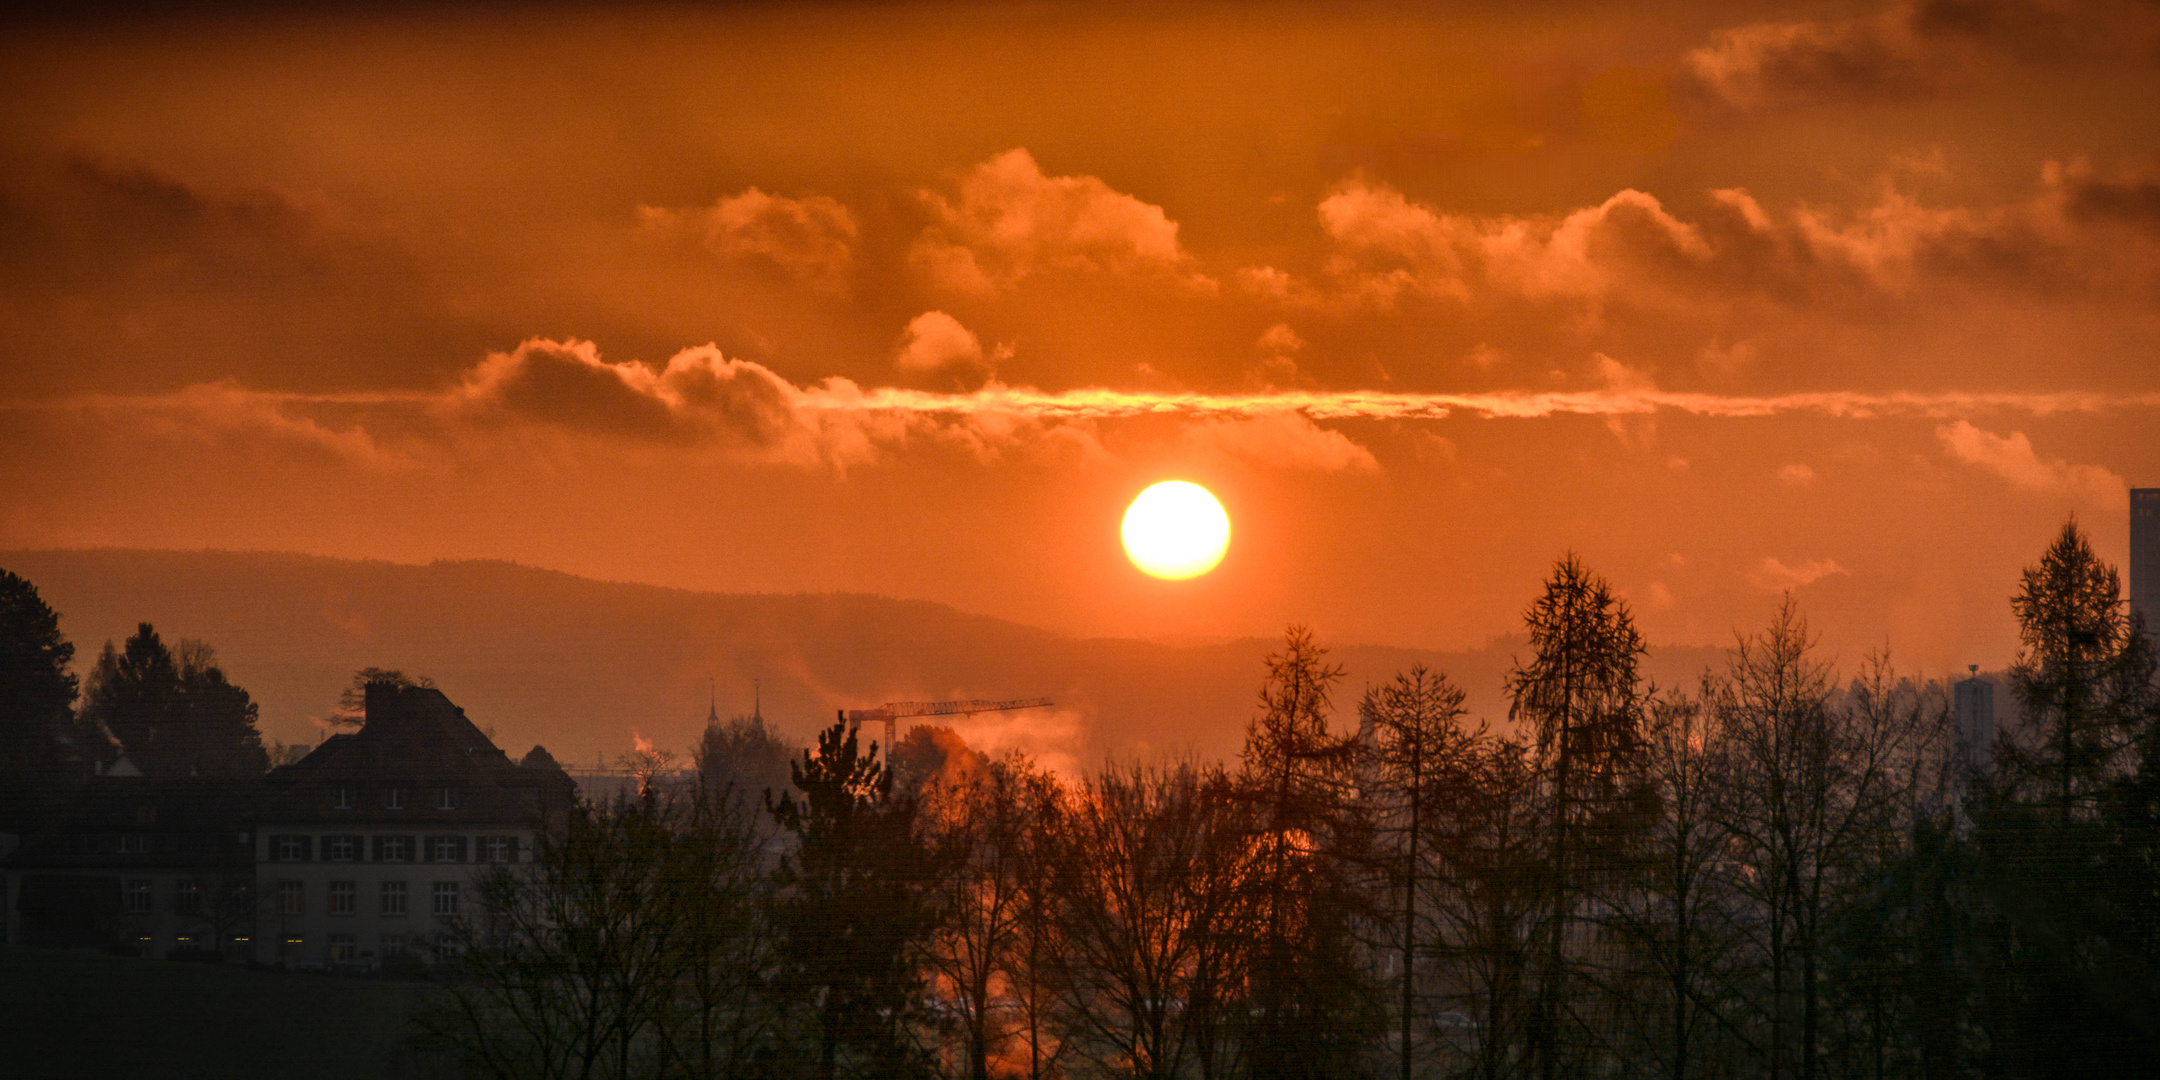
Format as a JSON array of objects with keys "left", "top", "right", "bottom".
[{"left": 0, "top": 549, "right": 1727, "bottom": 771}]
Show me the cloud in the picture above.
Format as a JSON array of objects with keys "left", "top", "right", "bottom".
[
  {"left": 1750, "top": 556, "right": 1850, "bottom": 592},
  {"left": 909, "top": 148, "right": 1209, "bottom": 294},
  {"left": 1936, "top": 419, "right": 2125, "bottom": 507},
  {"left": 640, "top": 187, "right": 856, "bottom": 289},
  {"left": 893, "top": 311, "right": 991, "bottom": 388},
  {"left": 1681, "top": 1, "right": 2160, "bottom": 111},
  {"left": 1293, "top": 170, "right": 2156, "bottom": 317},
  {"left": 1178, "top": 413, "right": 1377, "bottom": 473},
  {"left": 1681, "top": 7, "right": 1944, "bottom": 110},
  {"left": 1777, "top": 463, "right": 1817, "bottom": 485}
]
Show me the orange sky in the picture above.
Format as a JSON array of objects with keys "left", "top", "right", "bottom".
[{"left": 4, "top": 0, "right": 2158, "bottom": 679}]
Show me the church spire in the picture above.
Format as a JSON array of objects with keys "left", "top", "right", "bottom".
[
  {"left": 752, "top": 678, "right": 762, "bottom": 724},
  {"left": 706, "top": 677, "right": 718, "bottom": 727}
]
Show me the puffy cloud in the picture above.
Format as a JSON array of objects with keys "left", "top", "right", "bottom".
[
  {"left": 1937, "top": 419, "right": 2124, "bottom": 508},
  {"left": 1298, "top": 169, "right": 2156, "bottom": 315},
  {"left": 893, "top": 311, "right": 991, "bottom": 388},
  {"left": 1777, "top": 463, "right": 1818, "bottom": 485},
  {"left": 909, "top": 148, "right": 1208, "bottom": 294},
  {"left": 1750, "top": 556, "right": 1850, "bottom": 592},
  {"left": 640, "top": 187, "right": 856, "bottom": 289}
]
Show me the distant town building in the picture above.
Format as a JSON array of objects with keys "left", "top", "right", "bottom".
[
  {"left": 251, "top": 682, "right": 575, "bottom": 968},
  {"left": 2135, "top": 488, "right": 2160, "bottom": 636},
  {"left": 1953, "top": 665, "right": 1995, "bottom": 778}
]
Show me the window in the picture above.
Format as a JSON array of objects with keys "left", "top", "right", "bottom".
[
  {"left": 272, "top": 835, "right": 309, "bottom": 861},
  {"left": 380, "top": 933, "right": 409, "bottom": 957},
  {"left": 135, "top": 934, "right": 154, "bottom": 952},
  {"left": 332, "top": 786, "right": 354, "bottom": 810},
  {"left": 175, "top": 934, "right": 196, "bottom": 950},
  {"left": 175, "top": 878, "right": 201, "bottom": 915},
  {"left": 125, "top": 879, "right": 153, "bottom": 914},
  {"left": 383, "top": 787, "right": 404, "bottom": 810},
  {"left": 482, "top": 837, "right": 511, "bottom": 863},
  {"left": 432, "top": 881, "right": 460, "bottom": 917},
  {"left": 119, "top": 833, "right": 151, "bottom": 854},
  {"left": 280, "top": 935, "right": 304, "bottom": 960},
  {"left": 278, "top": 880, "right": 304, "bottom": 916},
  {"left": 376, "top": 835, "right": 412, "bottom": 862},
  {"left": 328, "top": 933, "right": 356, "bottom": 963},
  {"left": 435, "top": 787, "right": 457, "bottom": 810},
  {"left": 326, "top": 836, "right": 359, "bottom": 861},
  {"left": 329, "top": 881, "right": 356, "bottom": 916},
  {"left": 430, "top": 836, "right": 462, "bottom": 862},
  {"left": 381, "top": 880, "right": 407, "bottom": 917}
]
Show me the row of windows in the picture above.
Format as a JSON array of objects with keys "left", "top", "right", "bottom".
[
  {"left": 269, "top": 834, "right": 516, "bottom": 863},
  {"left": 123, "top": 878, "right": 242, "bottom": 915},
  {"left": 328, "top": 786, "right": 457, "bottom": 811},
  {"left": 278, "top": 878, "right": 460, "bottom": 917}
]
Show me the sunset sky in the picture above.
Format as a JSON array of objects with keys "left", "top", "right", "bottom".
[{"left": 4, "top": 0, "right": 2158, "bottom": 679}]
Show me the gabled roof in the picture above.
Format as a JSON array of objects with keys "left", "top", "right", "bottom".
[{"left": 258, "top": 683, "right": 574, "bottom": 826}]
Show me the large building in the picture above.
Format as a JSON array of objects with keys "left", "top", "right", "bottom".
[
  {"left": 2135, "top": 488, "right": 2160, "bottom": 635},
  {"left": 5, "top": 681, "right": 577, "bottom": 968},
  {"left": 251, "top": 682, "right": 576, "bottom": 967},
  {"left": 0, "top": 774, "right": 259, "bottom": 956}
]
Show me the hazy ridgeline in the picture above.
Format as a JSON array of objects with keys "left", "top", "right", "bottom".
[
  {"left": 4, "top": 519, "right": 2156, "bottom": 1079},
  {"left": 417, "top": 522, "right": 2157, "bottom": 1080}
]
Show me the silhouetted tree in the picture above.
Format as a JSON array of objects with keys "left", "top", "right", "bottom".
[
  {"left": 79, "top": 623, "right": 266, "bottom": 776},
  {"left": 1508, "top": 555, "right": 1649, "bottom": 1080},
  {"left": 0, "top": 568, "right": 83, "bottom": 826},
  {"left": 1359, "top": 664, "right": 1481, "bottom": 1080},
  {"left": 1237, "top": 626, "right": 1382, "bottom": 1080},
  {"left": 769, "top": 716, "right": 937, "bottom": 1080}
]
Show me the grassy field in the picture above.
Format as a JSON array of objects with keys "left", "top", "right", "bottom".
[{"left": 0, "top": 947, "right": 455, "bottom": 1079}]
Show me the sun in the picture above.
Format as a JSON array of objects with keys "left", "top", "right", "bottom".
[{"left": 1122, "top": 481, "right": 1231, "bottom": 580}]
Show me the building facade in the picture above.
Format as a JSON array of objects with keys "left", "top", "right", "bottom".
[
  {"left": 1, "top": 774, "right": 259, "bottom": 957},
  {"left": 251, "top": 682, "right": 576, "bottom": 967}
]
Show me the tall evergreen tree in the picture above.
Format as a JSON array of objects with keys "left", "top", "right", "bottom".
[
  {"left": 1507, "top": 555, "right": 1649, "bottom": 1080},
  {"left": 1237, "top": 626, "right": 1382, "bottom": 1080},
  {"left": 0, "top": 568, "right": 83, "bottom": 825},
  {"left": 768, "top": 716, "right": 936, "bottom": 1080}
]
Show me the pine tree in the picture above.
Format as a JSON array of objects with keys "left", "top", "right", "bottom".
[{"left": 0, "top": 568, "right": 83, "bottom": 826}]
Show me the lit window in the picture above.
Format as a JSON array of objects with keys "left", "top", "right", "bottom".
[
  {"left": 278, "top": 880, "right": 304, "bottom": 916},
  {"left": 329, "top": 881, "right": 356, "bottom": 916},
  {"left": 125, "top": 880, "right": 153, "bottom": 914},
  {"left": 432, "top": 881, "right": 460, "bottom": 916},
  {"left": 383, "top": 788, "right": 404, "bottom": 810},
  {"left": 333, "top": 787, "right": 354, "bottom": 810},
  {"left": 136, "top": 935, "right": 154, "bottom": 951},
  {"left": 175, "top": 878, "right": 201, "bottom": 915},
  {"left": 378, "top": 836, "right": 412, "bottom": 862},
  {"left": 175, "top": 934, "right": 195, "bottom": 950},
  {"left": 327, "top": 836, "right": 359, "bottom": 861},
  {"left": 435, "top": 788, "right": 457, "bottom": 810},
  {"left": 430, "top": 836, "right": 461, "bottom": 862},
  {"left": 482, "top": 837, "right": 511, "bottom": 863},
  {"left": 381, "top": 881, "right": 407, "bottom": 916},
  {"left": 280, "top": 935, "right": 304, "bottom": 960},
  {"left": 328, "top": 933, "right": 356, "bottom": 963}
]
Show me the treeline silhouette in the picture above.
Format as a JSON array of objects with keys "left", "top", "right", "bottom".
[{"left": 416, "top": 519, "right": 2160, "bottom": 1080}]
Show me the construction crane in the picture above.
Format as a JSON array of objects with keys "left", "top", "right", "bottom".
[{"left": 844, "top": 697, "right": 1055, "bottom": 753}]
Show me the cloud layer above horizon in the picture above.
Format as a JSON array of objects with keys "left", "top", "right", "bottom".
[{"left": 2, "top": 0, "right": 2156, "bottom": 681}]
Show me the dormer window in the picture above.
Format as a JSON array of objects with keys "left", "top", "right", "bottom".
[
  {"left": 435, "top": 788, "right": 457, "bottom": 810},
  {"left": 332, "top": 787, "right": 354, "bottom": 810},
  {"left": 384, "top": 787, "right": 405, "bottom": 810}
]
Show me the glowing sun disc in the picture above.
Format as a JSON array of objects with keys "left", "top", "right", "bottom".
[{"left": 1122, "top": 481, "right": 1230, "bottom": 580}]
